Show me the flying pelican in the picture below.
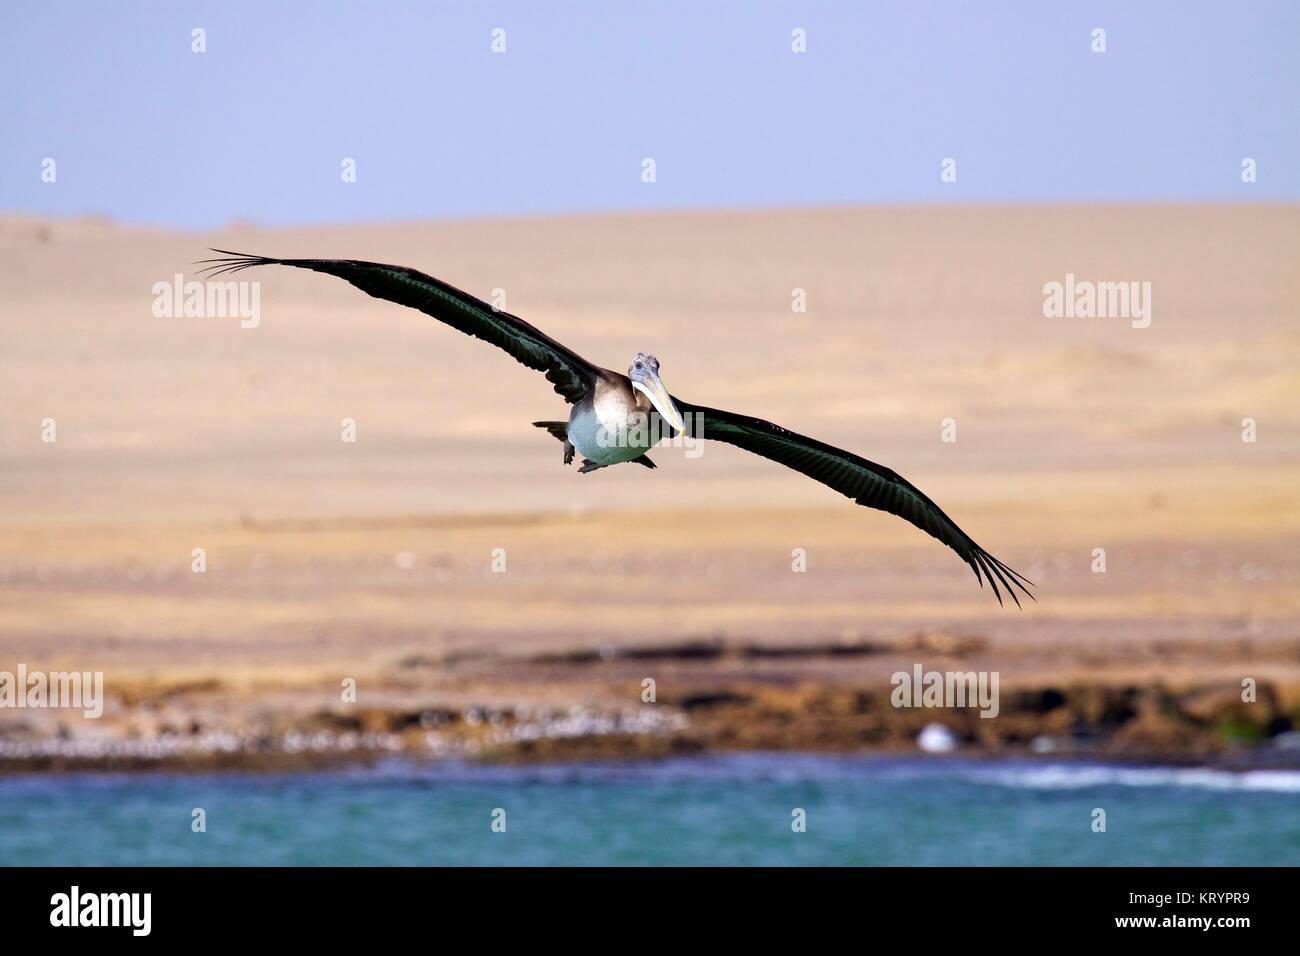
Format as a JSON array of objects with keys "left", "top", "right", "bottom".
[{"left": 197, "top": 251, "right": 1034, "bottom": 606}]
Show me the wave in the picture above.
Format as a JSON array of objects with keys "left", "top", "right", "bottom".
[{"left": 967, "top": 764, "right": 1300, "bottom": 793}]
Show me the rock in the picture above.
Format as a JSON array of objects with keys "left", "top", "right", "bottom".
[{"left": 917, "top": 723, "right": 957, "bottom": 753}]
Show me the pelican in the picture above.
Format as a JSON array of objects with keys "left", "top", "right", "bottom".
[{"left": 197, "top": 251, "right": 1034, "bottom": 606}]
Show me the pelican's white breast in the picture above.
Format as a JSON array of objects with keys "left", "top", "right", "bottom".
[{"left": 568, "top": 395, "right": 651, "bottom": 466}]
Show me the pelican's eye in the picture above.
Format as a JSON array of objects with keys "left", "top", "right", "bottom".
[{"left": 634, "top": 362, "right": 643, "bottom": 370}]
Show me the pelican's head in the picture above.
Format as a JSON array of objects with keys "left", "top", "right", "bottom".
[{"left": 628, "top": 352, "right": 686, "bottom": 435}]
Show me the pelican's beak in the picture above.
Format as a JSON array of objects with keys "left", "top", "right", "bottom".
[{"left": 632, "top": 371, "right": 686, "bottom": 436}]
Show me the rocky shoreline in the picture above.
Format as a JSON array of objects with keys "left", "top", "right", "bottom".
[{"left": 4, "top": 638, "right": 1297, "bottom": 774}]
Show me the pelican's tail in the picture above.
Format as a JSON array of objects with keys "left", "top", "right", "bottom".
[
  {"left": 533, "top": 421, "right": 575, "bottom": 466},
  {"left": 532, "top": 421, "right": 569, "bottom": 443}
]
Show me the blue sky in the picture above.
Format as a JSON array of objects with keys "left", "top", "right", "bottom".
[{"left": 3, "top": 1, "right": 1297, "bottom": 228}]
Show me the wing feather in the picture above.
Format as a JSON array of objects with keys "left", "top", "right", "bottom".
[
  {"left": 676, "top": 401, "right": 1034, "bottom": 606},
  {"left": 196, "top": 251, "right": 597, "bottom": 404}
]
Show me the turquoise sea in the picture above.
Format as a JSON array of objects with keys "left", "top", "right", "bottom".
[{"left": 2, "top": 755, "right": 1297, "bottom": 866}]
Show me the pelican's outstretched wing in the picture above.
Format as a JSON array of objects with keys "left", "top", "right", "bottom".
[
  {"left": 675, "top": 401, "right": 1034, "bottom": 606},
  {"left": 196, "top": 251, "right": 598, "bottom": 403}
]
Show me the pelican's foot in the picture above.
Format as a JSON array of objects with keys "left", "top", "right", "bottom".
[{"left": 577, "top": 459, "right": 603, "bottom": 474}]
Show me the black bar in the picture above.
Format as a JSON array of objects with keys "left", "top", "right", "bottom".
[{"left": 0, "top": 867, "right": 1280, "bottom": 941}]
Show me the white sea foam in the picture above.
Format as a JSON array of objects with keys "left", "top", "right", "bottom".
[{"left": 968, "top": 764, "right": 1300, "bottom": 793}]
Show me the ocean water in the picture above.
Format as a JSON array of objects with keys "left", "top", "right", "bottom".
[{"left": 1, "top": 755, "right": 1297, "bottom": 866}]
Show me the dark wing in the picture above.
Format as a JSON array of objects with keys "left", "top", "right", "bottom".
[
  {"left": 676, "top": 401, "right": 1034, "bottom": 606},
  {"left": 196, "top": 251, "right": 598, "bottom": 404}
]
